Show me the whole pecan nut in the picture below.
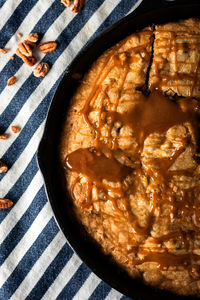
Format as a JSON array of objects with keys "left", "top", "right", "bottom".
[
  {"left": 26, "top": 33, "right": 39, "bottom": 43},
  {"left": 16, "top": 48, "right": 37, "bottom": 66},
  {"left": 0, "top": 198, "right": 13, "bottom": 209},
  {"left": 11, "top": 125, "right": 21, "bottom": 133},
  {"left": 0, "top": 161, "right": 8, "bottom": 173},
  {"left": 39, "top": 41, "right": 57, "bottom": 53},
  {"left": 7, "top": 76, "right": 16, "bottom": 86},
  {"left": 33, "top": 62, "right": 50, "bottom": 78},
  {"left": 18, "top": 41, "right": 32, "bottom": 57}
]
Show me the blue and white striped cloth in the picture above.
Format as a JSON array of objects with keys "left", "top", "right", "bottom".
[{"left": 0, "top": 1, "right": 142, "bottom": 299}]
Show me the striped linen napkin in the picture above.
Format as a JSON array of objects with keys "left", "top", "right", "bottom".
[{"left": 0, "top": 0, "right": 142, "bottom": 299}]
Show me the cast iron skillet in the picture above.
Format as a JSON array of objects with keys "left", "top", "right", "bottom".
[{"left": 37, "top": 0, "right": 200, "bottom": 299}]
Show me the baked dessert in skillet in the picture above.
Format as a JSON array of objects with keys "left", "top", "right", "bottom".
[{"left": 60, "top": 19, "right": 200, "bottom": 296}]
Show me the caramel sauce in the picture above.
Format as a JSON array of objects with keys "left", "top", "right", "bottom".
[
  {"left": 66, "top": 148, "right": 132, "bottom": 182},
  {"left": 106, "top": 91, "right": 198, "bottom": 149},
  {"left": 138, "top": 250, "right": 199, "bottom": 269},
  {"left": 65, "top": 29, "right": 200, "bottom": 271}
]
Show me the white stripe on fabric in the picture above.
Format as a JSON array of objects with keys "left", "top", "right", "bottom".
[
  {"left": 0, "top": 0, "right": 23, "bottom": 31},
  {"left": 42, "top": 254, "right": 82, "bottom": 300},
  {"left": 10, "top": 231, "right": 66, "bottom": 300},
  {"left": 105, "top": 289, "right": 123, "bottom": 300},
  {"left": 0, "top": 121, "right": 45, "bottom": 197},
  {"left": 0, "top": 0, "right": 58, "bottom": 74},
  {"left": 73, "top": 273, "right": 101, "bottom": 300},
  {"left": 0, "top": 171, "right": 43, "bottom": 244},
  {"left": 0, "top": 201, "right": 52, "bottom": 287}
]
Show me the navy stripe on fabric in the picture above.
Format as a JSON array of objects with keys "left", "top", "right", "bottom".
[
  {"left": 88, "top": 281, "right": 111, "bottom": 300},
  {"left": 56, "top": 263, "right": 91, "bottom": 300},
  {"left": 0, "top": 0, "right": 65, "bottom": 94},
  {"left": 0, "top": 217, "right": 59, "bottom": 299},
  {"left": 0, "top": 0, "right": 7, "bottom": 9},
  {"left": 0, "top": 154, "right": 39, "bottom": 223},
  {"left": 0, "top": 186, "right": 47, "bottom": 265},
  {"left": 26, "top": 243, "right": 74, "bottom": 300},
  {"left": 0, "top": 0, "right": 39, "bottom": 47},
  {"left": 91, "top": 0, "right": 138, "bottom": 40}
]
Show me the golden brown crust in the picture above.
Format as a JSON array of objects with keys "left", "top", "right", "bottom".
[{"left": 60, "top": 19, "right": 200, "bottom": 297}]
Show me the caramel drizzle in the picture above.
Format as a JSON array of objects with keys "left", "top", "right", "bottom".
[{"left": 66, "top": 29, "right": 200, "bottom": 270}]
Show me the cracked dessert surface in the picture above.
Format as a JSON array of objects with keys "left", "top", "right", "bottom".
[{"left": 60, "top": 19, "right": 200, "bottom": 296}]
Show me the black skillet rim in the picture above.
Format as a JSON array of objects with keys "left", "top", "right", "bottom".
[{"left": 37, "top": 1, "right": 200, "bottom": 299}]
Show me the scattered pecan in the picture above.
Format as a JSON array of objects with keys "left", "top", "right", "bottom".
[
  {"left": 16, "top": 48, "right": 37, "bottom": 66},
  {"left": 11, "top": 125, "right": 21, "bottom": 133},
  {"left": 26, "top": 33, "right": 39, "bottom": 43},
  {"left": 61, "top": 0, "right": 72, "bottom": 7},
  {"left": 0, "top": 198, "right": 13, "bottom": 209},
  {"left": 0, "top": 134, "right": 8, "bottom": 140},
  {"left": 7, "top": 76, "right": 16, "bottom": 86},
  {"left": 0, "top": 161, "right": 8, "bottom": 173},
  {"left": 33, "top": 62, "right": 50, "bottom": 78},
  {"left": 18, "top": 41, "right": 32, "bottom": 57},
  {"left": 39, "top": 41, "right": 57, "bottom": 53},
  {"left": 72, "top": 0, "right": 86, "bottom": 13},
  {"left": 0, "top": 48, "right": 7, "bottom": 54}
]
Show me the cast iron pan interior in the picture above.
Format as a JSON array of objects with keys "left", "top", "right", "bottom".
[{"left": 37, "top": 0, "right": 200, "bottom": 299}]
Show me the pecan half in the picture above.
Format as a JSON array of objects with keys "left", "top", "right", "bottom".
[
  {"left": 0, "top": 48, "right": 7, "bottom": 54},
  {"left": 0, "top": 161, "right": 8, "bottom": 173},
  {"left": 11, "top": 125, "right": 21, "bottom": 133},
  {"left": 16, "top": 48, "right": 37, "bottom": 66},
  {"left": 0, "top": 134, "right": 8, "bottom": 140},
  {"left": 7, "top": 76, "right": 16, "bottom": 86},
  {"left": 39, "top": 41, "right": 57, "bottom": 53},
  {"left": 25, "top": 40, "right": 37, "bottom": 49},
  {"left": 61, "top": 0, "right": 72, "bottom": 7},
  {"left": 33, "top": 62, "right": 50, "bottom": 78},
  {"left": 18, "top": 41, "right": 32, "bottom": 57},
  {"left": 72, "top": 0, "right": 86, "bottom": 13},
  {"left": 0, "top": 198, "right": 13, "bottom": 209},
  {"left": 26, "top": 33, "right": 39, "bottom": 43}
]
